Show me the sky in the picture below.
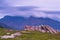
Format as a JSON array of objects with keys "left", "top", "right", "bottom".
[{"left": 0, "top": 0, "right": 60, "bottom": 21}]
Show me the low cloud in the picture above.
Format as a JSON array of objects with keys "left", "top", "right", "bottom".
[
  {"left": 0, "top": 5, "right": 60, "bottom": 21},
  {"left": 0, "top": 0, "right": 60, "bottom": 21}
]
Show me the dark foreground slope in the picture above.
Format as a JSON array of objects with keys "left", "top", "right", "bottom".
[{"left": 0, "top": 16, "right": 60, "bottom": 30}]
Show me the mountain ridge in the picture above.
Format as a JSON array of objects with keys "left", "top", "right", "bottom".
[{"left": 0, "top": 15, "right": 60, "bottom": 30}]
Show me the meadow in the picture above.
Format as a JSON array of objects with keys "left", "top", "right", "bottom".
[{"left": 0, "top": 28, "right": 60, "bottom": 40}]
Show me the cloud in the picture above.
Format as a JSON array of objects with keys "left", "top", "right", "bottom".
[
  {"left": 4, "top": 0, "right": 60, "bottom": 11},
  {"left": 16, "top": 6, "right": 38, "bottom": 11},
  {"left": 0, "top": 0, "right": 60, "bottom": 21}
]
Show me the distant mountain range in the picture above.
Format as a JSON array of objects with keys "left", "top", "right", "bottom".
[{"left": 0, "top": 16, "right": 60, "bottom": 30}]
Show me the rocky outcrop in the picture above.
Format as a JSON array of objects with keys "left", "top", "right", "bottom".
[
  {"left": 24, "top": 25, "right": 58, "bottom": 34},
  {"left": 0, "top": 32, "right": 21, "bottom": 39},
  {"left": 40, "top": 25, "right": 58, "bottom": 34}
]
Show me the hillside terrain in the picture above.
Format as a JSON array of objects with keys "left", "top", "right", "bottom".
[
  {"left": 0, "top": 28, "right": 60, "bottom": 40},
  {"left": 0, "top": 16, "right": 60, "bottom": 40}
]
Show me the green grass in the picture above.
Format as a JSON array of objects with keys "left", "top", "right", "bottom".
[{"left": 0, "top": 28, "right": 60, "bottom": 40}]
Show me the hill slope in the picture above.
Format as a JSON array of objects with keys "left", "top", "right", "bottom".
[{"left": 0, "top": 28, "right": 60, "bottom": 40}]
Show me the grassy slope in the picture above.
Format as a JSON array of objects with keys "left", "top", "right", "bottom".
[{"left": 0, "top": 28, "right": 60, "bottom": 40}]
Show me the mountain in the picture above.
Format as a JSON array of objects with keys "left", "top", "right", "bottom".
[
  {"left": 0, "top": 16, "right": 60, "bottom": 30},
  {"left": 0, "top": 22, "right": 11, "bottom": 29}
]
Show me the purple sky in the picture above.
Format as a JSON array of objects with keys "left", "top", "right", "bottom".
[{"left": 0, "top": 0, "right": 60, "bottom": 21}]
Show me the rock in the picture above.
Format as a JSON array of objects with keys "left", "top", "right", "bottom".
[
  {"left": 24, "top": 25, "right": 58, "bottom": 34},
  {"left": 1, "top": 35, "right": 15, "bottom": 39},
  {"left": 0, "top": 32, "right": 21, "bottom": 39},
  {"left": 11, "top": 32, "right": 21, "bottom": 36},
  {"left": 6, "top": 33, "right": 10, "bottom": 35}
]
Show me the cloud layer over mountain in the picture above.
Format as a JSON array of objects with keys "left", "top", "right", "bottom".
[{"left": 0, "top": 0, "right": 60, "bottom": 21}]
